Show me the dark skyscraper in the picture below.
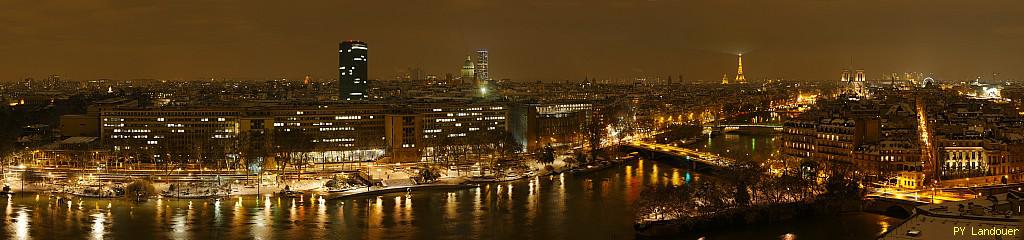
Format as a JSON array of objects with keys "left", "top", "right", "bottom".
[{"left": 339, "top": 41, "right": 368, "bottom": 101}]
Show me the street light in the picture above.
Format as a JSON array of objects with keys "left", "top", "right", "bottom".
[{"left": 930, "top": 187, "right": 935, "bottom": 204}]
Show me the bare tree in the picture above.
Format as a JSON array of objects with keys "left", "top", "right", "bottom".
[{"left": 273, "top": 130, "right": 311, "bottom": 179}]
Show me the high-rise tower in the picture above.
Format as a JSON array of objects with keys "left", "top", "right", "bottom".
[
  {"left": 734, "top": 54, "right": 747, "bottom": 84},
  {"left": 339, "top": 41, "right": 368, "bottom": 101},
  {"left": 474, "top": 49, "right": 489, "bottom": 85}
]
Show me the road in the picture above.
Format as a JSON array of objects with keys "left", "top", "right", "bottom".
[{"left": 867, "top": 186, "right": 970, "bottom": 204}]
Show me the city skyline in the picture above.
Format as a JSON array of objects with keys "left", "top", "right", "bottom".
[
  {"left": 5, "top": 2, "right": 1024, "bottom": 240},
  {"left": 2, "top": 1, "right": 1024, "bottom": 82}
]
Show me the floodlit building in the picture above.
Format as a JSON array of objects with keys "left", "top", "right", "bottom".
[
  {"left": 509, "top": 101, "right": 596, "bottom": 152},
  {"left": 840, "top": 69, "right": 869, "bottom": 97},
  {"left": 96, "top": 101, "right": 515, "bottom": 164},
  {"left": 461, "top": 56, "right": 476, "bottom": 85}
]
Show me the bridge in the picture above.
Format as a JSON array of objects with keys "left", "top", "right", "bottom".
[
  {"left": 710, "top": 124, "right": 783, "bottom": 134},
  {"left": 624, "top": 141, "right": 736, "bottom": 169},
  {"left": 864, "top": 195, "right": 929, "bottom": 218},
  {"left": 863, "top": 185, "right": 978, "bottom": 218}
]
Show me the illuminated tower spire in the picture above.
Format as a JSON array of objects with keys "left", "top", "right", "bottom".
[
  {"left": 734, "top": 54, "right": 747, "bottom": 84},
  {"left": 721, "top": 73, "right": 730, "bottom": 85}
]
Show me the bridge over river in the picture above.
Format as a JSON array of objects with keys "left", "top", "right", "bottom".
[
  {"left": 623, "top": 141, "right": 737, "bottom": 170},
  {"left": 709, "top": 124, "right": 783, "bottom": 134}
]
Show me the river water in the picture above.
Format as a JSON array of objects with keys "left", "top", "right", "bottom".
[{"left": 0, "top": 134, "right": 902, "bottom": 240}]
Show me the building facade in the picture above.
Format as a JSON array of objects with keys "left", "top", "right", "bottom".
[
  {"left": 474, "top": 49, "right": 490, "bottom": 84},
  {"left": 97, "top": 101, "right": 516, "bottom": 164},
  {"left": 339, "top": 41, "right": 369, "bottom": 101}
]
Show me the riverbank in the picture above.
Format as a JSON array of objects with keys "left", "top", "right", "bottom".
[
  {"left": 323, "top": 183, "right": 479, "bottom": 199},
  {"left": 2, "top": 146, "right": 635, "bottom": 202},
  {"left": 0, "top": 149, "right": 903, "bottom": 240},
  {"left": 635, "top": 199, "right": 869, "bottom": 238}
]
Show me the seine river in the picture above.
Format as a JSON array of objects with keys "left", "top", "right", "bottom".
[{"left": 0, "top": 134, "right": 902, "bottom": 239}]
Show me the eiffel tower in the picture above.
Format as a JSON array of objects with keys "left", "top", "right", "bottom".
[{"left": 734, "top": 54, "right": 747, "bottom": 84}]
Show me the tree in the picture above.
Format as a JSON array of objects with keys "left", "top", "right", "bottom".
[
  {"left": 821, "top": 160, "right": 864, "bottom": 199},
  {"left": 273, "top": 130, "right": 310, "bottom": 179},
  {"left": 495, "top": 130, "right": 522, "bottom": 161},
  {"left": 418, "top": 165, "right": 441, "bottom": 183},
  {"left": 573, "top": 150, "right": 586, "bottom": 166},
  {"left": 274, "top": 131, "right": 296, "bottom": 175},
  {"left": 202, "top": 137, "right": 229, "bottom": 173},
  {"left": 539, "top": 145, "right": 555, "bottom": 164},
  {"left": 155, "top": 142, "right": 175, "bottom": 175},
  {"left": 19, "top": 169, "right": 41, "bottom": 192},
  {"left": 125, "top": 179, "right": 156, "bottom": 201},
  {"left": 726, "top": 159, "right": 761, "bottom": 207},
  {"left": 478, "top": 130, "right": 522, "bottom": 176},
  {"left": 0, "top": 106, "right": 24, "bottom": 171},
  {"left": 237, "top": 131, "right": 268, "bottom": 176}
]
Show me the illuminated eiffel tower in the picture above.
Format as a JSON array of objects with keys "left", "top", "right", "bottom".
[{"left": 734, "top": 54, "right": 747, "bottom": 84}]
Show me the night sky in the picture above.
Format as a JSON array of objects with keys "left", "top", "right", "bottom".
[{"left": 2, "top": 0, "right": 1023, "bottom": 82}]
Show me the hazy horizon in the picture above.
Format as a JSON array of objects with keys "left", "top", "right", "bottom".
[{"left": 2, "top": 0, "right": 1023, "bottom": 82}]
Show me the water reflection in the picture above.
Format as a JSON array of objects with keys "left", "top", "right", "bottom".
[
  {"left": 317, "top": 195, "right": 327, "bottom": 234},
  {"left": 445, "top": 192, "right": 456, "bottom": 220},
  {"left": 90, "top": 211, "right": 105, "bottom": 240},
  {"left": 213, "top": 198, "right": 222, "bottom": 224},
  {"left": 672, "top": 169, "right": 681, "bottom": 186},
  {"left": 0, "top": 141, "right": 897, "bottom": 240},
  {"left": 652, "top": 162, "right": 663, "bottom": 185},
  {"left": 171, "top": 202, "right": 190, "bottom": 240},
  {"left": 232, "top": 197, "right": 245, "bottom": 239},
  {"left": 14, "top": 207, "right": 29, "bottom": 240},
  {"left": 367, "top": 196, "right": 383, "bottom": 239},
  {"left": 252, "top": 196, "right": 273, "bottom": 240}
]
